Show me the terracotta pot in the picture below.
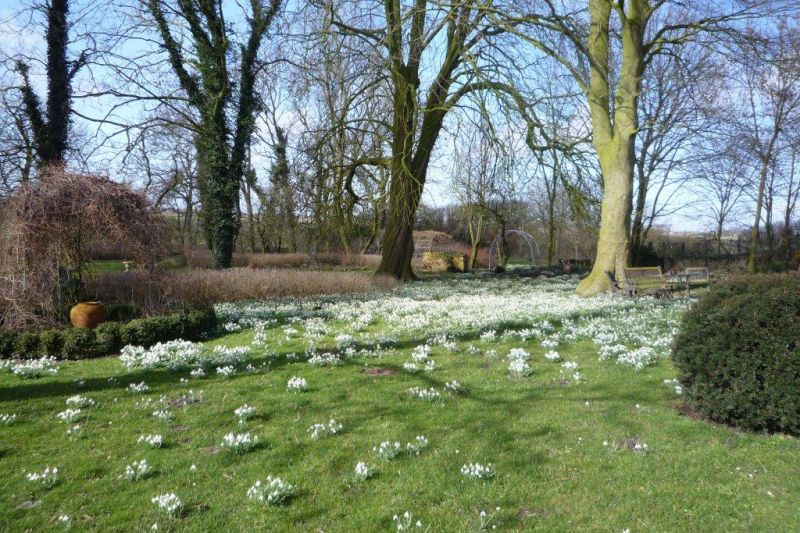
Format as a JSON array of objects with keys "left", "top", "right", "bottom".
[{"left": 70, "top": 302, "right": 106, "bottom": 329}]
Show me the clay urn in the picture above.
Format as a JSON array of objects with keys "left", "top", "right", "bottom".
[{"left": 70, "top": 301, "right": 106, "bottom": 329}]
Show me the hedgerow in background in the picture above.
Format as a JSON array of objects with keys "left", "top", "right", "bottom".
[{"left": 672, "top": 273, "right": 800, "bottom": 434}]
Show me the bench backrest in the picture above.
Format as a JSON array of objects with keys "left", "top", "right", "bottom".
[
  {"left": 685, "top": 266, "right": 709, "bottom": 285},
  {"left": 623, "top": 266, "right": 665, "bottom": 289}
]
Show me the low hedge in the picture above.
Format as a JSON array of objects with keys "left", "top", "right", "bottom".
[
  {"left": 671, "top": 273, "right": 800, "bottom": 434},
  {"left": 0, "top": 308, "right": 217, "bottom": 360}
]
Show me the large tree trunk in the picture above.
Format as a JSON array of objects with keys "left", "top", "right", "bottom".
[{"left": 576, "top": 140, "right": 635, "bottom": 296}]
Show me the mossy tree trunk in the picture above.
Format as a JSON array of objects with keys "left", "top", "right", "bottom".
[{"left": 576, "top": 0, "right": 649, "bottom": 297}]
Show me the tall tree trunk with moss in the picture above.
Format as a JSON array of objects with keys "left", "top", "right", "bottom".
[{"left": 575, "top": 0, "right": 648, "bottom": 296}]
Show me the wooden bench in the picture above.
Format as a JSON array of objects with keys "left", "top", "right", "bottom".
[
  {"left": 684, "top": 266, "right": 710, "bottom": 287},
  {"left": 623, "top": 266, "right": 666, "bottom": 293},
  {"left": 605, "top": 271, "right": 635, "bottom": 297}
]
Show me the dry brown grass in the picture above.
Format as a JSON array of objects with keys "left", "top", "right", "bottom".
[
  {"left": 85, "top": 268, "right": 399, "bottom": 311},
  {"left": 183, "top": 250, "right": 382, "bottom": 270}
]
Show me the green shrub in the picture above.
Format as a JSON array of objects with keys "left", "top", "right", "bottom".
[
  {"left": 13, "top": 332, "right": 43, "bottom": 359},
  {"left": 671, "top": 273, "right": 800, "bottom": 434},
  {"left": 61, "top": 328, "right": 100, "bottom": 359},
  {"left": 39, "top": 329, "right": 65, "bottom": 356},
  {"left": 94, "top": 322, "right": 123, "bottom": 354},
  {"left": 0, "top": 329, "right": 17, "bottom": 357},
  {"left": 0, "top": 307, "right": 217, "bottom": 360}
]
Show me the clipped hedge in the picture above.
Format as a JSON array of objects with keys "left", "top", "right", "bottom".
[
  {"left": 0, "top": 308, "right": 217, "bottom": 361},
  {"left": 671, "top": 273, "right": 800, "bottom": 434}
]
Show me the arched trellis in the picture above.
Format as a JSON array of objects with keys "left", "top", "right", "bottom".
[{"left": 488, "top": 229, "right": 540, "bottom": 269}]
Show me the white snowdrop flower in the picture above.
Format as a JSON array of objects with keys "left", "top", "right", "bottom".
[
  {"left": 247, "top": 476, "right": 294, "bottom": 505},
  {"left": 444, "top": 380, "right": 464, "bottom": 394},
  {"left": 234, "top": 404, "right": 255, "bottom": 423},
  {"left": 151, "top": 493, "right": 182, "bottom": 516},
  {"left": 373, "top": 440, "right": 403, "bottom": 460},
  {"left": 26, "top": 467, "right": 59, "bottom": 489},
  {"left": 393, "top": 511, "right": 423, "bottom": 530},
  {"left": 1, "top": 413, "right": 18, "bottom": 425},
  {"left": 65, "top": 395, "right": 94, "bottom": 408},
  {"left": 287, "top": 376, "right": 308, "bottom": 391},
  {"left": 406, "top": 435, "right": 429, "bottom": 455},
  {"left": 128, "top": 381, "right": 150, "bottom": 394},
  {"left": 307, "top": 419, "right": 343, "bottom": 439},
  {"left": 57, "top": 409, "right": 84, "bottom": 424},
  {"left": 407, "top": 387, "right": 441, "bottom": 402},
  {"left": 480, "top": 329, "right": 497, "bottom": 341},
  {"left": 402, "top": 361, "right": 419, "bottom": 373},
  {"left": 152, "top": 409, "right": 173, "bottom": 421},
  {"left": 10, "top": 357, "right": 60, "bottom": 379},
  {"left": 216, "top": 365, "right": 236, "bottom": 378},
  {"left": 222, "top": 322, "right": 241, "bottom": 332},
  {"left": 220, "top": 432, "right": 258, "bottom": 454},
  {"left": 544, "top": 350, "right": 561, "bottom": 362},
  {"left": 138, "top": 434, "right": 163, "bottom": 448},
  {"left": 508, "top": 358, "right": 531, "bottom": 378},
  {"left": 120, "top": 459, "right": 152, "bottom": 481},
  {"left": 190, "top": 464, "right": 197, "bottom": 471},
  {"left": 562, "top": 361, "right": 578, "bottom": 371},
  {"left": 307, "top": 351, "right": 341, "bottom": 366},
  {"left": 461, "top": 462, "right": 494, "bottom": 479},
  {"left": 354, "top": 461, "right": 376, "bottom": 481},
  {"left": 190, "top": 367, "right": 206, "bottom": 379}
]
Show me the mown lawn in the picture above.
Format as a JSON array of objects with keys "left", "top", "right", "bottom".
[{"left": 1, "top": 305, "right": 799, "bottom": 531}]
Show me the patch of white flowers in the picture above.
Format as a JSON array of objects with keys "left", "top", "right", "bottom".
[
  {"left": 8, "top": 356, "right": 59, "bottom": 379},
  {"left": 393, "top": 511, "right": 423, "bottom": 530},
  {"left": 216, "top": 365, "right": 236, "bottom": 378},
  {"left": 1, "top": 413, "right": 18, "bottom": 425},
  {"left": 407, "top": 387, "right": 441, "bottom": 402},
  {"left": 234, "top": 404, "right": 255, "bottom": 423},
  {"left": 57, "top": 409, "right": 84, "bottom": 424},
  {"left": 353, "top": 461, "right": 376, "bottom": 481},
  {"left": 444, "top": 380, "right": 465, "bottom": 394},
  {"left": 508, "top": 348, "right": 532, "bottom": 378},
  {"left": 544, "top": 350, "right": 561, "bottom": 362},
  {"left": 307, "top": 419, "right": 343, "bottom": 439},
  {"left": 65, "top": 394, "right": 94, "bottom": 408},
  {"left": 247, "top": 476, "right": 294, "bottom": 505},
  {"left": 138, "top": 434, "right": 163, "bottom": 448},
  {"left": 663, "top": 378, "right": 683, "bottom": 395},
  {"left": 26, "top": 467, "right": 59, "bottom": 488},
  {"left": 152, "top": 409, "right": 173, "bottom": 422},
  {"left": 151, "top": 493, "right": 182, "bottom": 516},
  {"left": 128, "top": 381, "right": 150, "bottom": 394},
  {"left": 220, "top": 432, "right": 258, "bottom": 454},
  {"left": 120, "top": 340, "right": 250, "bottom": 371},
  {"left": 120, "top": 459, "right": 152, "bottom": 481},
  {"left": 406, "top": 435, "right": 429, "bottom": 455},
  {"left": 287, "top": 376, "right": 307, "bottom": 391},
  {"left": 373, "top": 440, "right": 403, "bottom": 461},
  {"left": 461, "top": 462, "right": 494, "bottom": 479},
  {"left": 307, "top": 351, "right": 341, "bottom": 366}
]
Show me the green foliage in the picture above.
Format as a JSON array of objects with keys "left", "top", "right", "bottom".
[
  {"left": 672, "top": 273, "right": 800, "bottom": 434},
  {"left": 13, "top": 332, "right": 42, "bottom": 358},
  {"left": 105, "top": 303, "right": 141, "bottom": 322},
  {"left": 61, "top": 328, "right": 100, "bottom": 360},
  {"left": 0, "top": 308, "right": 218, "bottom": 360}
]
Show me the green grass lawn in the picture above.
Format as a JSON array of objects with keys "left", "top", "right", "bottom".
[{"left": 1, "top": 307, "right": 799, "bottom": 530}]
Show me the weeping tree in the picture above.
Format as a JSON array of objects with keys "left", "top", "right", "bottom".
[
  {"left": 15, "top": 0, "right": 88, "bottom": 169},
  {"left": 497, "top": 0, "right": 779, "bottom": 295},
  {"left": 146, "top": 0, "right": 281, "bottom": 268}
]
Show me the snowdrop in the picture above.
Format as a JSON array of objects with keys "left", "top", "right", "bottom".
[
  {"left": 480, "top": 329, "right": 497, "bottom": 341},
  {"left": 407, "top": 387, "right": 441, "bottom": 402},
  {"left": 544, "top": 350, "right": 561, "bottom": 362},
  {"left": 190, "top": 367, "right": 206, "bottom": 379},
  {"left": 287, "top": 376, "right": 308, "bottom": 391},
  {"left": 402, "top": 361, "right": 420, "bottom": 373},
  {"left": 461, "top": 462, "right": 494, "bottom": 479},
  {"left": 152, "top": 409, "right": 173, "bottom": 421},
  {"left": 216, "top": 365, "right": 236, "bottom": 378},
  {"left": 9, "top": 356, "right": 59, "bottom": 379},
  {"left": 373, "top": 440, "right": 403, "bottom": 460},
  {"left": 234, "top": 404, "right": 255, "bottom": 423},
  {"left": 57, "top": 409, "right": 84, "bottom": 424},
  {"left": 393, "top": 511, "right": 423, "bottom": 530},
  {"left": 444, "top": 380, "right": 465, "bottom": 394},
  {"left": 222, "top": 322, "right": 242, "bottom": 332},
  {"left": 354, "top": 461, "right": 376, "bottom": 481},
  {"left": 220, "top": 432, "right": 258, "bottom": 454},
  {"left": 307, "top": 351, "right": 341, "bottom": 366},
  {"left": 663, "top": 378, "right": 683, "bottom": 395},
  {"left": 406, "top": 435, "right": 429, "bottom": 455},
  {"left": 120, "top": 459, "right": 153, "bottom": 481},
  {"left": 411, "top": 345, "right": 431, "bottom": 362},
  {"left": 128, "top": 381, "right": 150, "bottom": 394},
  {"left": 27, "top": 467, "right": 58, "bottom": 488},
  {"left": 151, "top": 493, "right": 182, "bottom": 516},
  {"left": 138, "top": 434, "right": 163, "bottom": 448},
  {"left": 1, "top": 413, "right": 17, "bottom": 425},
  {"left": 508, "top": 359, "right": 531, "bottom": 378},
  {"left": 247, "top": 476, "right": 294, "bottom": 505},
  {"left": 65, "top": 395, "right": 94, "bottom": 408},
  {"left": 307, "top": 419, "right": 343, "bottom": 439}
]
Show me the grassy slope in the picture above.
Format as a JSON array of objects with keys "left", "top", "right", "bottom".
[{"left": 1, "top": 323, "right": 798, "bottom": 531}]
